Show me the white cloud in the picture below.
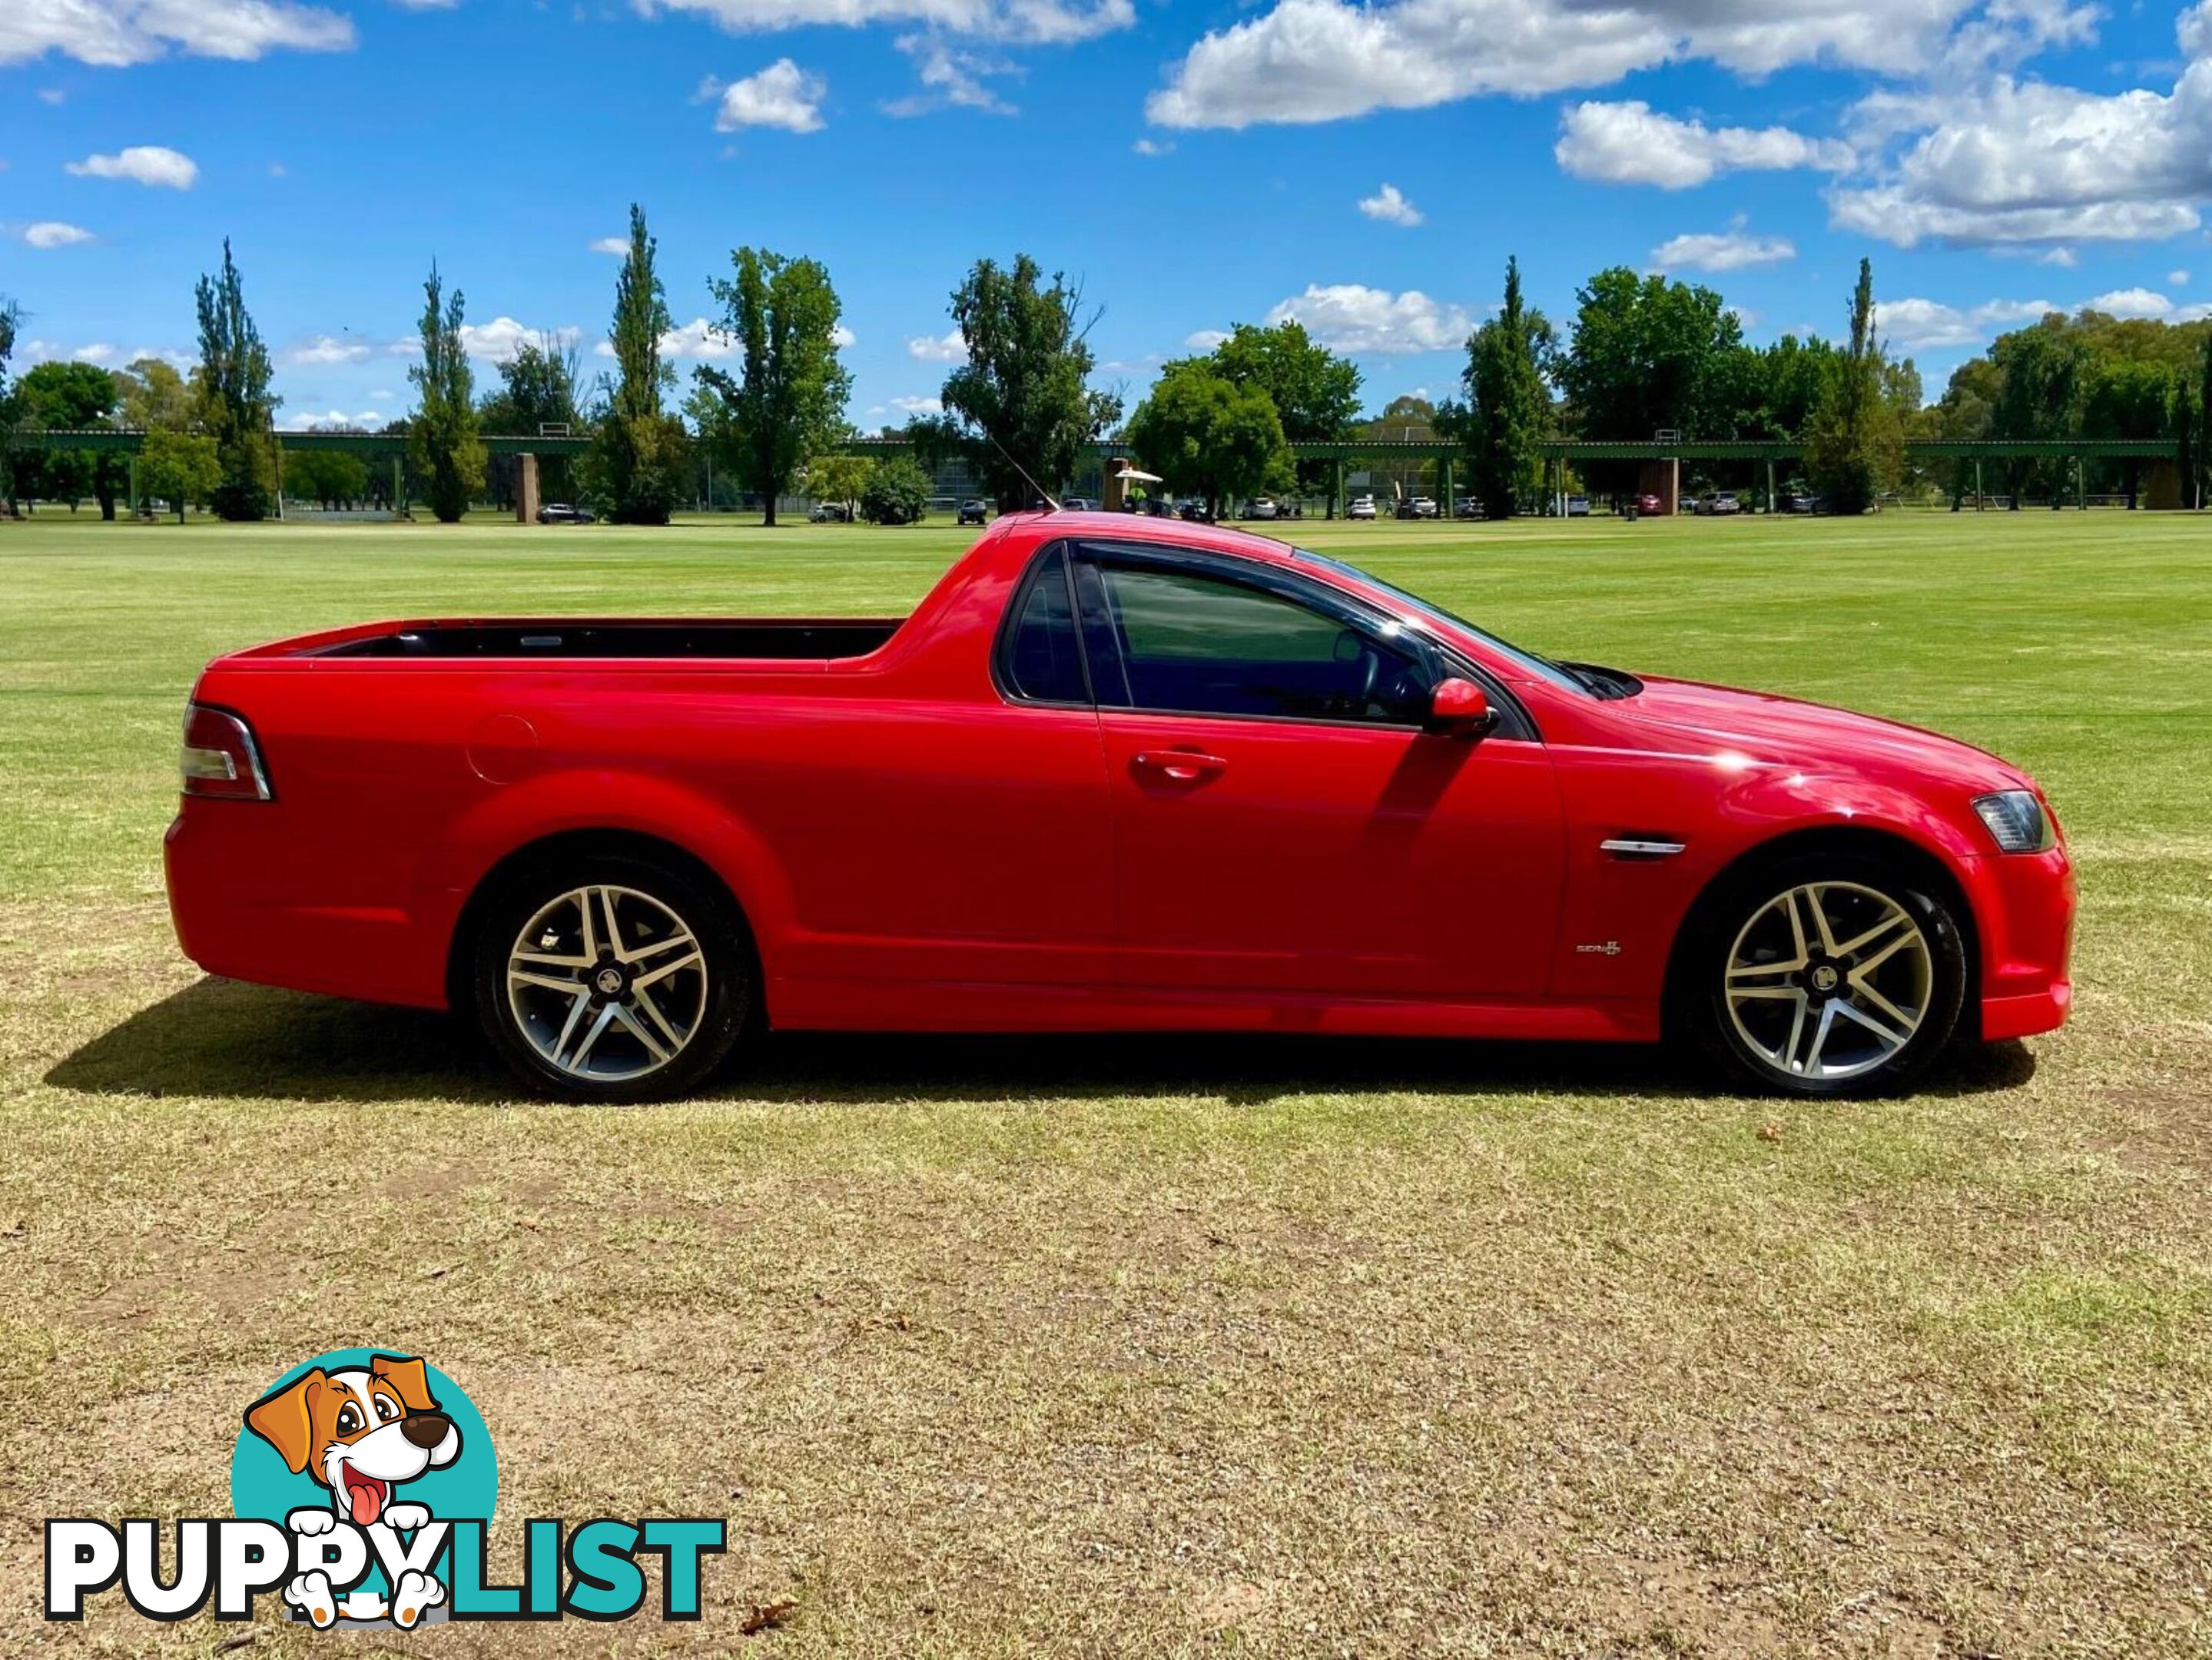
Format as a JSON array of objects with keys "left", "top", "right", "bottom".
[
  {"left": 886, "top": 393, "right": 942, "bottom": 415},
  {"left": 592, "top": 317, "right": 741, "bottom": 360},
  {"left": 1556, "top": 101, "right": 1852, "bottom": 188},
  {"left": 2038, "top": 247, "right": 2078, "bottom": 267},
  {"left": 1, "top": 0, "right": 355, "bottom": 67},
  {"left": 831, "top": 323, "right": 856, "bottom": 348},
  {"left": 2170, "top": 269, "right": 2191, "bottom": 286},
  {"left": 1830, "top": 15, "right": 2212, "bottom": 248},
  {"left": 284, "top": 334, "right": 371, "bottom": 365},
  {"left": 71, "top": 342, "right": 116, "bottom": 364},
  {"left": 1357, "top": 182, "right": 1423, "bottom": 226},
  {"left": 456, "top": 317, "right": 581, "bottom": 362},
  {"left": 1146, "top": 0, "right": 2065, "bottom": 131},
  {"left": 638, "top": 0, "right": 1133, "bottom": 47},
  {"left": 38, "top": 87, "right": 65, "bottom": 104},
  {"left": 1873, "top": 295, "right": 2054, "bottom": 349},
  {"left": 712, "top": 58, "right": 826, "bottom": 131},
  {"left": 1650, "top": 228, "right": 1796, "bottom": 273},
  {"left": 906, "top": 327, "right": 967, "bottom": 363},
  {"left": 23, "top": 221, "right": 94, "bottom": 247},
  {"left": 1262, "top": 284, "right": 1473, "bottom": 354},
  {"left": 589, "top": 235, "right": 629, "bottom": 254},
  {"left": 883, "top": 34, "right": 1018, "bottom": 115},
  {"left": 1183, "top": 329, "right": 1230, "bottom": 350},
  {"left": 1132, "top": 137, "right": 1172, "bottom": 156},
  {"left": 66, "top": 144, "right": 197, "bottom": 187},
  {"left": 2084, "top": 287, "right": 2174, "bottom": 319}
]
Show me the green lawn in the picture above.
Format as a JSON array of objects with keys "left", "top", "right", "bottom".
[{"left": 2, "top": 510, "right": 2208, "bottom": 1656}]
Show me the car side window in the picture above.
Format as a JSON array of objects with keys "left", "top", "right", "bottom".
[
  {"left": 1090, "top": 560, "right": 1430, "bottom": 725},
  {"left": 1002, "top": 546, "right": 1089, "bottom": 705}
]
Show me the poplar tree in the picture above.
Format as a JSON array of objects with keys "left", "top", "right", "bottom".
[
  {"left": 407, "top": 262, "right": 486, "bottom": 523},
  {"left": 192, "top": 240, "right": 279, "bottom": 521}
]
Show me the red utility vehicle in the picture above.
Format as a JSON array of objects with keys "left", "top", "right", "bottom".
[{"left": 167, "top": 513, "right": 2073, "bottom": 1101}]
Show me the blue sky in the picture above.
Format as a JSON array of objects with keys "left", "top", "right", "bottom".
[{"left": 5, "top": 0, "right": 2210, "bottom": 428}]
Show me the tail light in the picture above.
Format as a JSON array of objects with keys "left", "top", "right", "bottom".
[{"left": 181, "top": 704, "right": 273, "bottom": 801}]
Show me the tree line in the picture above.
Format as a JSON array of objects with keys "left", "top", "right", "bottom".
[{"left": 8, "top": 234, "right": 2212, "bottom": 524}]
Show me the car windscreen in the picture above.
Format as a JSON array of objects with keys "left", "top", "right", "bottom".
[{"left": 1289, "top": 547, "right": 1590, "bottom": 696}]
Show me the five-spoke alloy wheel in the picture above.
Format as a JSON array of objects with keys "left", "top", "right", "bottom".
[
  {"left": 473, "top": 852, "right": 751, "bottom": 1102},
  {"left": 1686, "top": 853, "right": 1966, "bottom": 1097}
]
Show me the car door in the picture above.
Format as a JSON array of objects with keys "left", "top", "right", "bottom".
[{"left": 1074, "top": 543, "right": 1564, "bottom": 1000}]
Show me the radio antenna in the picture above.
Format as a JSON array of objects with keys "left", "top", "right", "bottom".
[{"left": 983, "top": 430, "right": 1060, "bottom": 513}]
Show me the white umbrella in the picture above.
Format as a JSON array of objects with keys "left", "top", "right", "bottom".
[{"left": 1115, "top": 466, "right": 1163, "bottom": 483}]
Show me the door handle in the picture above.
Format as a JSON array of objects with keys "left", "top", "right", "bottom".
[{"left": 1133, "top": 750, "right": 1228, "bottom": 783}]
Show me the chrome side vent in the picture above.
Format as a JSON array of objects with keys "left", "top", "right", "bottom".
[{"left": 1600, "top": 836, "right": 1686, "bottom": 860}]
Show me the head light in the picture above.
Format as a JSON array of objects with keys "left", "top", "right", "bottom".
[{"left": 1972, "top": 790, "right": 2052, "bottom": 854}]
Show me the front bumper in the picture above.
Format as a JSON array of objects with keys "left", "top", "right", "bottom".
[{"left": 1965, "top": 845, "right": 2075, "bottom": 1042}]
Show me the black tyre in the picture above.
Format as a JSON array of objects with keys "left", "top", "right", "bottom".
[
  {"left": 1680, "top": 851, "right": 1968, "bottom": 1098},
  {"left": 471, "top": 852, "right": 751, "bottom": 1104}
]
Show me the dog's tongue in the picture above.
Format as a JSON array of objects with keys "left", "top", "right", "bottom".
[{"left": 347, "top": 1477, "right": 383, "bottom": 1526}]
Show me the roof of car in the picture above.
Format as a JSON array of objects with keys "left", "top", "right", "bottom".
[{"left": 987, "top": 510, "right": 1304, "bottom": 566}]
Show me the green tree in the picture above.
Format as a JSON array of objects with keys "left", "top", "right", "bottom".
[
  {"left": 2081, "top": 357, "right": 2176, "bottom": 508},
  {"left": 1205, "top": 320, "right": 1359, "bottom": 501},
  {"left": 1457, "top": 257, "right": 1553, "bottom": 518},
  {"left": 1804, "top": 260, "right": 1905, "bottom": 516},
  {"left": 2197, "top": 333, "right": 2212, "bottom": 507},
  {"left": 477, "top": 334, "right": 580, "bottom": 505},
  {"left": 694, "top": 247, "right": 852, "bottom": 527},
  {"left": 912, "top": 254, "right": 1121, "bottom": 510},
  {"left": 192, "top": 239, "right": 280, "bottom": 521},
  {"left": 1988, "top": 318, "right": 2092, "bottom": 506},
  {"left": 1126, "top": 360, "right": 1285, "bottom": 520},
  {"left": 406, "top": 263, "right": 486, "bottom": 523},
  {"left": 859, "top": 454, "right": 931, "bottom": 524},
  {"left": 0, "top": 297, "right": 24, "bottom": 510},
  {"left": 283, "top": 446, "right": 372, "bottom": 510},
  {"left": 1560, "top": 267, "right": 1744, "bottom": 443},
  {"left": 139, "top": 430, "right": 221, "bottom": 522},
  {"left": 590, "top": 204, "right": 685, "bottom": 525},
  {"left": 114, "top": 357, "right": 196, "bottom": 431},
  {"left": 804, "top": 451, "right": 874, "bottom": 516},
  {"left": 18, "top": 360, "right": 127, "bottom": 516}
]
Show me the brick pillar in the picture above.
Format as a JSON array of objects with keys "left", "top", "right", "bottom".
[
  {"left": 1101, "top": 462, "right": 1128, "bottom": 512},
  {"left": 1637, "top": 457, "right": 1680, "bottom": 515},
  {"left": 516, "top": 453, "right": 541, "bottom": 524}
]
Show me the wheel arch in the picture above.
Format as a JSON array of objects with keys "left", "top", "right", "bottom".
[
  {"left": 1662, "top": 823, "right": 1982, "bottom": 1041},
  {"left": 443, "top": 826, "right": 766, "bottom": 1024}
]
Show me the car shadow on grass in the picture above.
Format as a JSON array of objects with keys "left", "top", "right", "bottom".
[{"left": 45, "top": 975, "right": 2038, "bottom": 1107}]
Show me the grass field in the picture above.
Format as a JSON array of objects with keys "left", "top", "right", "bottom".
[{"left": 2, "top": 510, "right": 2208, "bottom": 1657}]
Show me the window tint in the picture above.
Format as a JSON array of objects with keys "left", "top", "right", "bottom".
[
  {"left": 1095, "top": 563, "right": 1429, "bottom": 725},
  {"left": 1004, "top": 549, "right": 1089, "bottom": 703}
]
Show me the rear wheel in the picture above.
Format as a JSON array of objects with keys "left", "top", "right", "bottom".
[
  {"left": 1683, "top": 852, "right": 1967, "bottom": 1097},
  {"left": 471, "top": 852, "right": 751, "bottom": 1103}
]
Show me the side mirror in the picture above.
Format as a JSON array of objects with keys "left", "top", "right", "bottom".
[{"left": 1426, "top": 676, "right": 1498, "bottom": 739}]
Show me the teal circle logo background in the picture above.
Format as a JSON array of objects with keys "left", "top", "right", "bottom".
[{"left": 230, "top": 1350, "right": 497, "bottom": 1529}]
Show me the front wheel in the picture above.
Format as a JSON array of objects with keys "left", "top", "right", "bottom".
[
  {"left": 471, "top": 853, "right": 751, "bottom": 1103},
  {"left": 1683, "top": 854, "right": 1968, "bottom": 1097}
]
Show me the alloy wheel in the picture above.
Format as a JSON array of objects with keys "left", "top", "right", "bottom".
[
  {"left": 1723, "top": 881, "right": 1934, "bottom": 1082},
  {"left": 504, "top": 884, "right": 708, "bottom": 1084}
]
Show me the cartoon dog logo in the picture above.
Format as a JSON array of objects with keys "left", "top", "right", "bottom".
[{"left": 243, "top": 1352, "right": 460, "bottom": 1628}]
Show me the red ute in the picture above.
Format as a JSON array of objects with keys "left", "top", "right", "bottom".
[{"left": 166, "top": 513, "right": 2074, "bottom": 1101}]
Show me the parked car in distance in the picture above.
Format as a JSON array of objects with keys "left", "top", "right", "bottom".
[
  {"left": 1694, "top": 493, "right": 1743, "bottom": 517},
  {"left": 167, "top": 511, "right": 2073, "bottom": 1106},
  {"left": 1565, "top": 496, "right": 1591, "bottom": 518},
  {"left": 1399, "top": 496, "right": 1440, "bottom": 520},
  {"left": 1453, "top": 495, "right": 1485, "bottom": 520},
  {"left": 808, "top": 501, "right": 853, "bottom": 523},
  {"left": 1176, "top": 499, "right": 1214, "bottom": 523},
  {"left": 536, "top": 503, "right": 596, "bottom": 525},
  {"left": 957, "top": 500, "right": 990, "bottom": 526},
  {"left": 1062, "top": 497, "right": 1093, "bottom": 513},
  {"left": 1633, "top": 493, "right": 1665, "bottom": 516},
  {"left": 1245, "top": 498, "right": 1279, "bottom": 520},
  {"left": 1347, "top": 495, "right": 1378, "bottom": 520}
]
